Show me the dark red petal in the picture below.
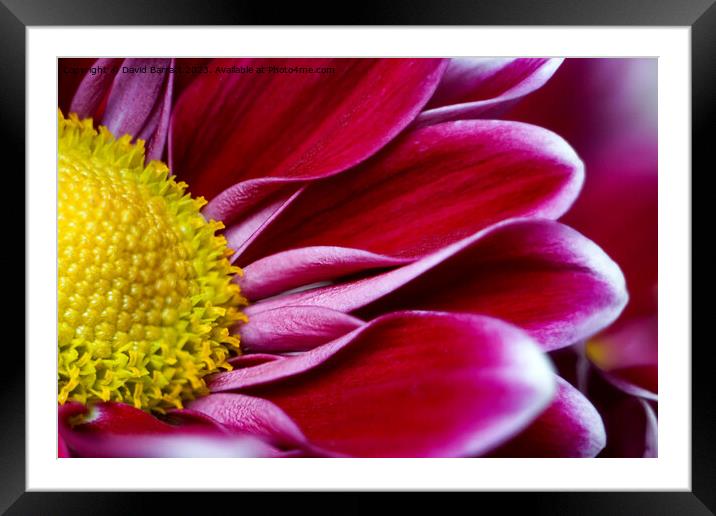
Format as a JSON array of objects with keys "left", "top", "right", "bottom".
[
  {"left": 170, "top": 58, "right": 447, "bottom": 204},
  {"left": 250, "top": 219, "right": 627, "bottom": 351},
  {"left": 209, "top": 311, "right": 555, "bottom": 457},
  {"left": 238, "top": 120, "right": 583, "bottom": 265}
]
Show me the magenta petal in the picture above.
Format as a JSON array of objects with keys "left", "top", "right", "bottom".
[
  {"left": 210, "top": 311, "right": 555, "bottom": 457},
  {"left": 170, "top": 58, "right": 447, "bottom": 204},
  {"left": 418, "top": 58, "right": 564, "bottom": 125},
  {"left": 238, "top": 120, "right": 582, "bottom": 265},
  {"left": 251, "top": 219, "right": 627, "bottom": 351},
  {"left": 489, "top": 376, "right": 606, "bottom": 457},
  {"left": 241, "top": 306, "right": 364, "bottom": 353},
  {"left": 68, "top": 58, "right": 124, "bottom": 118},
  {"left": 240, "top": 246, "right": 410, "bottom": 301},
  {"left": 58, "top": 434, "right": 70, "bottom": 458}
]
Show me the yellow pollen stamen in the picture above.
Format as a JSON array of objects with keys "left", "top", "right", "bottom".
[{"left": 57, "top": 111, "right": 247, "bottom": 412}]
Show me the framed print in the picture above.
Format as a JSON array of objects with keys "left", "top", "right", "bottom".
[{"left": 5, "top": 0, "right": 710, "bottom": 513}]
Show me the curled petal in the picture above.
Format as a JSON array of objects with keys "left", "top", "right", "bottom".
[
  {"left": 209, "top": 311, "right": 556, "bottom": 457},
  {"left": 418, "top": 58, "right": 564, "bottom": 125},
  {"left": 489, "top": 376, "right": 606, "bottom": 457},
  {"left": 241, "top": 305, "right": 364, "bottom": 353},
  {"left": 170, "top": 58, "right": 447, "bottom": 204},
  {"left": 250, "top": 219, "right": 627, "bottom": 351},
  {"left": 240, "top": 246, "right": 409, "bottom": 301},
  {"left": 238, "top": 120, "right": 583, "bottom": 265}
]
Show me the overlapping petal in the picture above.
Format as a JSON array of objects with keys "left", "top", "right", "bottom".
[
  {"left": 66, "top": 58, "right": 123, "bottom": 119},
  {"left": 586, "top": 316, "right": 657, "bottom": 397},
  {"left": 205, "top": 311, "right": 555, "bottom": 457},
  {"left": 489, "top": 376, "right": 606, "bottom": 457},
  {"left": 65, "top": 57, "right": 174, "bottom": 160},
  {"left": 170, "top": 58, "right": 447, "bottom": 207},
  {"left": 417, "top": 58, "right": 564, "bottom": 125},
  {"left": 240, "top": 306, "right": 364, "bottom": 353},
  {"left": 57, "top": 401, "right": 277, "bottom": 457},
  {"left": 240, "top": 246, "right": 410, "bottom": 301},
  {"left": 250, "top": 219, "right": 627, "bottom": 351},
  {"left": 237, "top": 120, "right": 583, "bottom": 265}
]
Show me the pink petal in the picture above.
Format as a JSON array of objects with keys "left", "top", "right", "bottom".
[
  {"left": 250, "top": 219, "right": 627, "bottom": 351},
  {"left": 228, "top": 353, "right": 283, "bottom": 368},
  {"left": 187, "top": 393, "right": 309, "bottom": 450},
  {"left": 68, "top": 58, "right": 124, "bottom": 119},
  {"left": 101, "top": 58, "right": 173, "bottom": 160},
  {"left": 489, "top": 376, "right": 606, "bottom": 457},
  {"left": 208, "top": 311, "right": 556, "bottom": 457},
  {"left": 241, "top": 305, "right": 364, "bottom": 353},
  {"left": 240, "top": 246, "right": 410, "bottom": 301},
  {"left": 238, "top": 120, "right": 583, "bottom": 265},
  {"left": 170, "top": 58, "right": 447, "bottom": 205},
  {"left": 418, "top": 58, "right": 563, "bottom": 125}
]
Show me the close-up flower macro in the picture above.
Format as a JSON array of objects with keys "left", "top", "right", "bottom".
[{"left": 56, "top": 57, "right": 657, "bottom": 458}]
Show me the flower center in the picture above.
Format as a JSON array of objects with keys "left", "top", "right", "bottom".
[{"left": 57, "top": 112, "right": 247, "bottom": 412}]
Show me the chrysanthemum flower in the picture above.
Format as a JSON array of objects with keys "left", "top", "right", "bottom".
[{"left": 58, "top": 58, "right": 628, "bottom": 458}]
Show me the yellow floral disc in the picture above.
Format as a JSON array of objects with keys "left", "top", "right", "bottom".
[{"left": 57, "top": 111, "right": 247, "bottom": 412}]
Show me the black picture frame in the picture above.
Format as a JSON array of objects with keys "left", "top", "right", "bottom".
[{"left": 4, "top": 0, "right": 708, "bottom": 513}]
